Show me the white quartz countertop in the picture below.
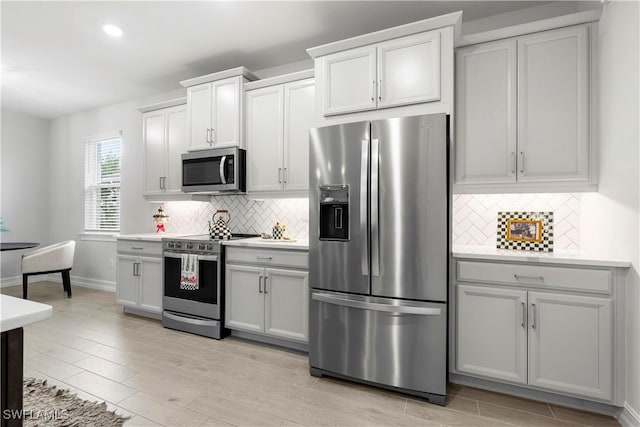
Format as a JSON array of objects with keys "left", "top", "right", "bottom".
[
  {"left": 117, "top": 233, "right": 183, "bottom": 241},
  {"left": 222, "top": 237, "right": 309, "bottom": 250},
  {"left": 453, "top": 245, "right": 631, "bottom": 268},
  {"left": 1, "top": 295, "right": 52, "bottom": 332}
]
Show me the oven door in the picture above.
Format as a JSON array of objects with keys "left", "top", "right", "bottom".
[{"left": 163, "top": 252, "right": 220, "bottom": 319}]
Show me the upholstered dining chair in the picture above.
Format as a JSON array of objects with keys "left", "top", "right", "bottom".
[{"left": 21, "top": 240, "right": 76, "bottom": 299}]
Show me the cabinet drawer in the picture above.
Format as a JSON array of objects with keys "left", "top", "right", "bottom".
[
  {"left": 226, "top": 247, "right": 308, "bottom": 269},
  {"left": 117, "top": 240, "right": 162, "bottom": 257},
  {"left": 456, "top": 260, "right": 612, "bottom": 294}
]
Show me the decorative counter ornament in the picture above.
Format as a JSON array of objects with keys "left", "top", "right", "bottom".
[
  {"left": 209, "top": 209, "right": 232, "bottom": 240},
  {"left": 153, "top": 206, "right": 169, "bottom": 233},
  {"left": 497, "top": 211, "right": 554, "bottom": 252},
  {"left": 272, "top": 222, "right": 286, "bottom": 240}
]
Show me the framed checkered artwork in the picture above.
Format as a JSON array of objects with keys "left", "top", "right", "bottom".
[{"left": 497, "top": 211, "right": 554, "bottom": 252}]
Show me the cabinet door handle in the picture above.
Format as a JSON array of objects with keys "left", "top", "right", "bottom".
[
  {"left": 258, "top": 275, "right": 263, "bottom": 293},
  {"left": 133, "top": 262, "right": 140, "bottom": 277},
  {"left": 283, "top": 168, "right": 287, "bottom": 184},
  {"left": 511, "top": 152, "right": 516, "bottom": 175},
  {"left": 278, "top": 168, "right": 282, "bottom": 184},
  {"left": 514, "top": 274, "right": 544, "bottom": 282},
  {"left": 263, "top": 276, "right": 269, "bottom": 294},
  {"left": 521, "top": 302, "right": 526, "bottom": 328},
  {"left": 378, "top": 79, "right": 382, "bottom": 101},
  {"left": 371, "top": 80, "right": 375, "bottom": 102},
  {"left": 530, "top": 303, "right": 536, "bottom": 329},
  {"left": 211, "top": 128, "right": 216, "bottom": 145},
  {"left": 206, "top": 128, "right": 211, "bottom": 143},
  {"left": 519, "top": 152, "right": 525, "bottom": 175}
]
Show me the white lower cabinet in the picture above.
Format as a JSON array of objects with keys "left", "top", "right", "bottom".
[
  {"left": 225, "top": 247, "right": 309, "bottom": 345},
  {"left": 456, "top": 281, "right": 614, "bottom": 402},
  {"left": 116, "top": 239, "right": 163, "bottom": 317}
]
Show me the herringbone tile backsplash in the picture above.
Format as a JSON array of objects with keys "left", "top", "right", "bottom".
[
  {"left": 160, "top": 197, "right": 310, "bottom": 239},
  {"left": 453, "top": 193, "right": 581, "bottom": 249}
]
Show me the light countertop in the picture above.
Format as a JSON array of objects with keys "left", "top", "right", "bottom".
[
  {"left": 453, "top": 245, "right": 631, "bottom": 268},
  {"left": 222, "top": 237, "right": 309, "bottom": 250},
  {"left": 1, "top": 295, "right": 52, "bottom": 332},
  {"left": 117, "top": 233, "right": 183, "bottom": 241}
]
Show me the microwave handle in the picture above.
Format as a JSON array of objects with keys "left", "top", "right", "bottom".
[{"left": 219, "top": 155, "right": 227, "bottom": 185}]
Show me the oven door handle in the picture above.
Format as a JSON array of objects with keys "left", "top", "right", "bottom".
[
  {"left": 163, "top": 252, "right": 218, "bottom": 262},
  {"left": 163, "top": 311, "right": 219, "bottom": 326}
]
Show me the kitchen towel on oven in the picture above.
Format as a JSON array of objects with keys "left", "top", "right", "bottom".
[{"left": 180, "top": 254, "right": 199, "bottom": 290}]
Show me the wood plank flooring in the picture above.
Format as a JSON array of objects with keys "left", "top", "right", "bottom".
[{"left": 3, "top": 282, "right": 620, "bottom": 426}]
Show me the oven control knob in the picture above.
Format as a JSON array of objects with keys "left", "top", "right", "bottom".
[
  {"left": 175, "top": 243, "right": 182, "bottom": 249},
  {"left": 206, "top": 244, "right": 213, "bottom": 251},
  {"left": 198, "top": 243, "right": 206, "bottom": 250},
  {"left": 186, "top": 243, "right": 194, "bottom": 250},
  {"left": 167, "top": 242, "right": 174, "bottom": 248}
]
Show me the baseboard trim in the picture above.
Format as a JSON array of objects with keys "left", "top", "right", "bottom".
[
  {"left": 619, "top": 403, "right": 640, "bottom": 427},
  {"left": 0, "top": 275, "right": 47, "bottom": 288},
  {"left": 46, "top": 274, "right": 116, "bottom": 293}
]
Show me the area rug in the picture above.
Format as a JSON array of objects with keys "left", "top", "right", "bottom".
[{"left": 21, "top": 377, "right": 129, "bottom": 426}]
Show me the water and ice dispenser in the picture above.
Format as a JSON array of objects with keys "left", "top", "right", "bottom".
[{"left": 319, "top": 185, "right": 349, "bottom": 241}]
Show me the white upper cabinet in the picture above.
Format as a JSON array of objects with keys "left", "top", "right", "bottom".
[
  {"left": 517, "top": 26, "right": 589, "bottom": 183},
  {"left": 246, "top": 86, "right": 285, "bottom": 192},
  {"left": 142, "top": 103, "right": 187, "bottom": 196},
  {"left": 245, "top": 73, "right": 315, "bottom": 195},
  {"left": 321, "top": 31, "right": 442, "bottom": 116},
  {"left": 455, "top": 40, "right": 517, "bottom": 184},
  {"left": 377, "top": 31, "right": 440, "bottom": 108},
  {"left": 323, "top": 46, "right": 377, "bottom": 115},
  {"left": 187, "top": 77, "right": 241, "bottom": 151},
  {"left": 181, "top": 67, "right": 256, "bottom": 151},
  {"left": 454, "top": 24, "right": 594, "bottom": 192}
]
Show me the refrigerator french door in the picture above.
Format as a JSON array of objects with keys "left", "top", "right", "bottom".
[{"left": 309, "top": 114, "right": 448, "bottom": 405}]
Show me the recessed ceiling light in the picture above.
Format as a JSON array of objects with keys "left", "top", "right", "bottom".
[{"left": 103, "top": 24, "right": 123, "bottom": 38}]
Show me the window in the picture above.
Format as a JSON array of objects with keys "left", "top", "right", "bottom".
[{"left": 84, "top": 136, "right": 121, "bottom": 232}]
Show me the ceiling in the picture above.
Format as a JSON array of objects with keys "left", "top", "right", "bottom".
[{"left": 2, "top": 1, "right": 572, "bottom": 119}]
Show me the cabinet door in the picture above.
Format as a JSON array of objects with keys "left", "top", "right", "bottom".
[
  {"left": 528, "top": 292, "right": 612, "bottom": 400},
  {"left": 517, "top": 25, "right": 589, "bottom": 182},
  {"left": 138, "top": 256, "right": 163, "bottom": 314},
  {"left": 283, "top": 79, "right": 315, "bottom": 192},
  {"left": 187, "top": 83, "right": 213, "bottom": 151},
  {"left": 142, "top": 110, "right": 166, "bottom": 195},
  {"left": 322, "top": 45, "right": 376, "bottom": 116},
  {"left": 246, "top": 86, "right": 284, "bottom": 192},
  {"left": 264, "top": 268, "right": 308, "bottom": 342},
  {"left": 455, "top": 40, "right": 517, "bottom": 184},
  {"left": 116, "top": 255, "right": 138, "bottom": 307},
  {"left": 377, "top": 31, "right": 440, "bottom": 108},
  {"left": 212, "top": 77, "right": 240, "bottom": 148},
  {"left": 225, "top": 264, "right": 264, "bottom": 333},
  {"left": 456, "top": 285, "right": 527, "bottom": 384},
  {"left": 165, "top": 105, "right": 187, "bottom": 193}
]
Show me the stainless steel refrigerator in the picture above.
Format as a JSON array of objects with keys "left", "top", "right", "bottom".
[{"left": 308, "top": 113, "right": 448, "bottom": 405}]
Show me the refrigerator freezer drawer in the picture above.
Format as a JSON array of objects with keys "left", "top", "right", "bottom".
[{"left": 309, "top": 291, "right": 447, "bottom": 403}]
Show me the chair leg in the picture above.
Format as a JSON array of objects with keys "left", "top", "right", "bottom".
[
  {"left": 22, "top": 274, "right": 28, "bottom": 299},
  {"left": 62, "top": 270, "right": 72, "bottom": 298}
]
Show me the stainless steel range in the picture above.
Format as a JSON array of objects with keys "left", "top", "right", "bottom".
[{"left": 162, "top": 233, "right": 257, "bottom": 339}]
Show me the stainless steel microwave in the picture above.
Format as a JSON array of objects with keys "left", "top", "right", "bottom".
[{"left": 181, "top": 147, "right": 246, "bottom": 193}]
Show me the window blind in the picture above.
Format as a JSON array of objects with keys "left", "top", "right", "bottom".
[{"left": 84, "top": 136, "right": 121, "bottom": 232}]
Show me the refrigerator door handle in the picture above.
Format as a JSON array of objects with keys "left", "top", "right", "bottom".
[
  {"left": 360, "top": 139, "right": 369, "bottom": 276},
  {"left": 312, "top": 292, "right": 441, "bottom": 316},
  {"left": 371, "top": 138, "right": 380, "bottom": 277}
]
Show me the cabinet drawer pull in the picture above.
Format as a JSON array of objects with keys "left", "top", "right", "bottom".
[
  {"left": 514, "top": 274, "right": 544, "bottom": 282},
  {"left": 131, "top": 247, "right": 144, "bottom": 250},
  {"left": 521, "top": 302, "right": 526, "bottom": 328},
  {"left": 257, "top": 256, "right": 273, "bottom": 261}
]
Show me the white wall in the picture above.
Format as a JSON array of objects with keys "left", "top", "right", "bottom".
[
  {"left": 0, "top": 109, "right": 51, "bottom": 284},
  {"left": 47, "top": 89, "right": 185, "bottom": 289},
  {"left": 580, "top": 0, "right": 640, "bottom": 421}
]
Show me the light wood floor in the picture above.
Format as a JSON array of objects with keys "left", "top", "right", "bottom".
[{"left": 3, "top": 282, "right": 620, "bottom": 427}]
